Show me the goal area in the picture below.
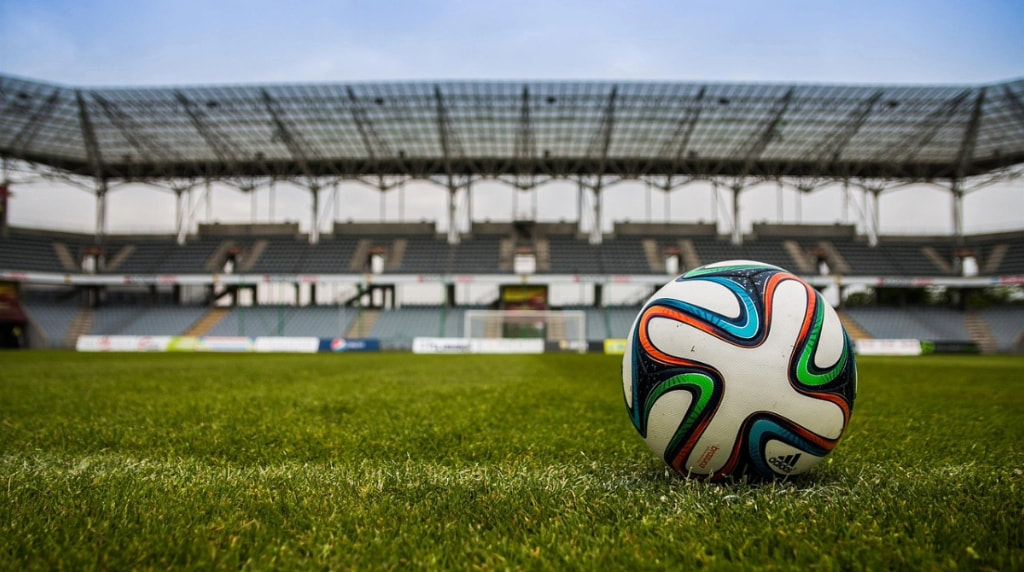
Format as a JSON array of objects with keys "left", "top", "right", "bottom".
[{"left": 463, "top": 310, "right": 586, "bottom": 348}]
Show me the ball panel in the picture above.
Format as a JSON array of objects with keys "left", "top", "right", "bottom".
[
  {"left": 813, "top": 300, "right": 845, "bottom": 370},
  {"left": 622, "top": 324, "right": 637, "bottom": 409},
  {"left": 643, "top": 389, "right": 694, "bottom": 461},
  {"left": 658, "top": 278, "right": 742, "bottom": 319}
]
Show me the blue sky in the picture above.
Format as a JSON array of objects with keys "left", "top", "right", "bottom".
[
  {"left": 3, "top": 0, "right": 1021, "bottom": 85},
  {"left": 1, "top": 0, "right": 1022, "bottom": 237}
]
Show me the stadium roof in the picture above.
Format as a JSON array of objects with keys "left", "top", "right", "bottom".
[{"left": 2, "top": 74, "right": 1023, "bottom": 182}]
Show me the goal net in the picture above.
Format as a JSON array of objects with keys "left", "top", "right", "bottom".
[{"left": 464, "top": 309, "right": 587, "bottom": 350}]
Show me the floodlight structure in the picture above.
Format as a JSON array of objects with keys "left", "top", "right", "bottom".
[{"left": 1, "top": 74, "right": 1023, "bottom": 245}]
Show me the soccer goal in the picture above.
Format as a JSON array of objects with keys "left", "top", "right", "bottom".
[{"left": 464, "top": 309, "right": 587, "bottom": 350}]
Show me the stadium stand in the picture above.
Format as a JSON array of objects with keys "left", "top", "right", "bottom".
[
  {"left": 598, "top": 238, "right": 655, "bottom": 274},
  {"left": 88, "top": 304, "right": 208, "bottom": 336},
  {"left": 969, "top": 237, "right": 1024, "bottom": 276},
  {"left": 978, "top": 307, "right": 1024, "bottom": 352},
  {"left": 0, "top": 231, "right": 67, "bottom": 272},
  {"left": 843, "top": 307, "right": 970, "bottom": 341},
  {"left": 542, "top": 236, "right": 602, "bottom": 274},
  {"left": 5, "top": 226, "right": 1021, "bottom": 279},
  {"left": 451, "top": 236, "right": 504, "bottom": 274},
  {"left": 369, "top": 306, "right": 468, "bottom": 349},
  {"left": 247, "top": 237, "right": 311, "bottom": 274},
  {"left": 303, "top": 237, "right": 361, "bottom": 274},
  {"left": 575, "top": 306, "right": 641, "bottom": 340},
  {"left": 21, "top": 300, "right": 80, "bottom": 348},
  {"left": 689, "top": 236, "right": 796, "bottom": 272},
  {"left": 387, "top": 236, "right": 452, "bottom": 274},
  {"left": 205, "top": 306, "right": 358, "bottom": 338}
]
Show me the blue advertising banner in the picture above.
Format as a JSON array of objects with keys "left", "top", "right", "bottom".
[{"left": 318, "top": 338, "right": 381, "bottom": 353}]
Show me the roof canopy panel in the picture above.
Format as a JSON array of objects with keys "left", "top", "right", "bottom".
[{"left": 1, "top": 74, "right": 1022, "bottom": 181}]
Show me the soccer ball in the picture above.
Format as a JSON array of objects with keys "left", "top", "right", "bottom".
[{"left": 622, "top": 260, "right": 857, "bottom": 479}]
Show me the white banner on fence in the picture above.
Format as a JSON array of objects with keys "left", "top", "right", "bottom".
[
  {"left": 196, "top": 336, "right": 254, "bottom": 352},
  {"left": 854, "top": 339, "right": 923, "bottom": 356},
  {"left": 253, "top": 337, "right": 320, "bottom": 353},
  {"left": 469, "top": 338, "right": 545, "bottom": 354},
  {"left": 76, "top": 335, "right": 173, "bottom": 352},
  {"left": 412, "top": 337, "right": 472, "bottom": 354}
]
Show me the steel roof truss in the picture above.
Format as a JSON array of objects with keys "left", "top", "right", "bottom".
[{"left": 6, "top": 89, "right": 61, "bottom": 156}]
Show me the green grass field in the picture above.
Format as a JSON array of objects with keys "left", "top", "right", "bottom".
[{"left": 1, "top": 352, "right": 1022, "bottom": 570}]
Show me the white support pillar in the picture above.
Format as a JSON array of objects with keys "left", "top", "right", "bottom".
[{"left": 175, "top": 186, "right": 199, "bottom": 245}]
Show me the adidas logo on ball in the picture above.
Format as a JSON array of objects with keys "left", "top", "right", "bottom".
[{"left": 768, "top": 454, "right": 802, "bottom": 474}]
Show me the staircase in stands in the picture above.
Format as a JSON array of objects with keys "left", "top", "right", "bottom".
[
  {"left": 963, "top": 311, "right": 1000, "bottom": 354},
  {"left": 184, "top": 307, "right": 230, "bottom": 337},
  {"left": 836, "top": 310, "right": 871, "bottom": 341},
  {"left": 63, "top": 308, "right": 94, "bottom": 348},
  {"left": 346, "top": 309, "right": 380, "bottom": 338}
]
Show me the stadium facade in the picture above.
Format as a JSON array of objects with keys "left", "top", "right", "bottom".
[{"left": 1, "top": 74, "right": 1023, "bottom": 351}]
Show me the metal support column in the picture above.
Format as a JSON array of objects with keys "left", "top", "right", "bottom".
[
  {"left": 777, "top": 180, "right": 784, "bottom": 222},
  {"left": 796, "top": 185, "right": 808, "bottom": 224},
  {"left": 205, "top": 179, "right": 213, "bottom": 222},
  {"left": 731, "top": 184, "right": 743, "bottom": 246},
  {"left": 868, "top": 188, "right": 881, "bottom": 247},
  {"left": 711, "top": 180, "right": 719, "bottom": 228},
  {"left": 310, "top": 183, "right": 321, "bottom": 244},
  {"left": 842, "top": 180, "right": 850, "bottom": 224},
  {"left": 398, "top": 180, "right": 405, "bottom": 221},
  {"left": 466, "top": 178, "right": 473, "bottom": 229},
  {"left": 250, "top": 186, "right": 258, "bottom": 223},
  {"left": 590, "top": 181, "right": 603, "bottom": 245},
  {"left": 268, "top": 179, "right": 276, "bottom": 222},
  {"left": 0, "top": 158, "right": 9, "bottom": 238},
  {"left": 447, "top": 181, "right": 459, "bottom": 244},
  {"left": 174, "top": 187, "right": 185, "bottom": 244},
  {"left": 663, "top": 178, "right": 671, "bottom": 223},
  {"left": 576, "top": 179, "right": 585, "bottom": 232},
  {"left": 951, "top": 180, "right": 965, "bottom": 243},
  {"left": 333, "top": 180, "right": 340, "bottom": 224},
  {"left": 95, "top": 179, "right": 108, "bottom": 242},
  {"left": 645, "top": 181, "right": 652, "bottom": 222}
]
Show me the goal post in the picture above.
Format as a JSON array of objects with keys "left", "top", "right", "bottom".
[{"left": 464, "top": 309, "right": 587, "bottom": 349}]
